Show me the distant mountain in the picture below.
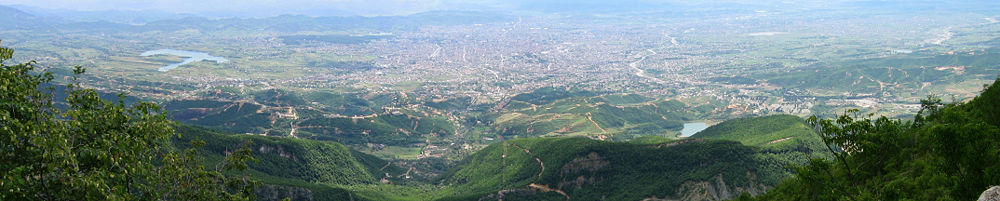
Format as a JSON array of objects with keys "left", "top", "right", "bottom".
[
  {"left": 0, "top": 5, "right": 54, "bottom": 30},
  {"left": 6, "top": 4, "right": 194, "bottom": 24},
  {"left": 0, "top": 9, "right": 512, "bottom": 34}
]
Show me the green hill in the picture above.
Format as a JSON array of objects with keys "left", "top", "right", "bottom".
[
  {"left": 164, "top": 88, "right": 457, "bottom": 146},
  {"left": 164, "top": 100, "right": 272, "bottom": 134},
  {"left": 691, "top": 115, "right": 831, "bottom": 173},
  {"left": 691, "top": 115, "right": 824, "bottom": 149},
  {"left": 435, "top": 137, "right": 810, "bottom": 201},
  {"left": 491, "top": 91, "right": 722, "bottom": 140},
  {"left": 172, "top": 125, "right": 407, "bottom": 201}
]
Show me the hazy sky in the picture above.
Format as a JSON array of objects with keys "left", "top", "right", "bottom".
[
  {"left": 2, "top": 0, "right": 507, "bottom": 16},
  {"left": 3, "top": 0, "right": 887, "bottom": 17}
]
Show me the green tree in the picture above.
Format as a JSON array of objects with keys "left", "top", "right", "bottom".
[
  {"left": 754, "top": 87, "right": 1000, "bottom": 201},
  {"left": 0, "top": 41, "right": 258, "bottom": 200}
]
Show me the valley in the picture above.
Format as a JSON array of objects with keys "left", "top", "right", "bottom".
[{"left": 2, "top": 1, "right": 1000, "bottom": 200}]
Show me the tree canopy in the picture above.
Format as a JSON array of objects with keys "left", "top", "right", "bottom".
[{"left": 1, "top": 41, "right": 258, "bottom": 200}]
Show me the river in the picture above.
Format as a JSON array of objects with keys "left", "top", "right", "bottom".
[{"left": 140, "top": 49, "right": 228, "bottom": 72}]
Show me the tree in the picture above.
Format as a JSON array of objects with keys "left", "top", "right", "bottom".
[
  {"left": 754, "top": 87, "right": 1000, "bottom": 201},
  {"left": 0, "top": 40, "right": 258, "bottom": 200}
]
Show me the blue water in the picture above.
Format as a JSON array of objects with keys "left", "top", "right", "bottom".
[
  {"left": 141, "top": 49, "right": 228, "bottom": 72},
  {"left": 680, "top": 122, "right": 708, "bottom": 137}
]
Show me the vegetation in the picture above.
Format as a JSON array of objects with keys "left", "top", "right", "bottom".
[
  {"left": 492, "top": 89, "right": 723, "bottom": 140},
  {"left": 748, "top": 79, "right": 1000, "bottom": 200},
  {"left": 0, "top": 42, "right": 257, "bottom": 200},
  {"left": 691, "top": 115, "right": 825, "bottom": 149},
  {"left": 436, "top": 136, "right": 814, "bottom": 200},
  {"left": 173, "top": 125, "right": 403, "bottom": 185},
  {"left": 173, "top": 125, "right": 410, "bottom": 201},
  {"left": 762, "top": 48, "right": 1000, "bottom": 95}
]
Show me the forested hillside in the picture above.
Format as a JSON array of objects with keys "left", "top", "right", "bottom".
[
  {"left": 435, "top": 128, "right": 826, "bottom": 201},
  {"left": 172, "top": 125, "right": 407, "bottom": 201}
]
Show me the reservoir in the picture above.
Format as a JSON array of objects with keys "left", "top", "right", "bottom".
[
  {"left": 141, "top": 49, "right": 228, "bottom": 72},
  {"left": 680, "top": 122, "right": 708, "bottom": 137}
]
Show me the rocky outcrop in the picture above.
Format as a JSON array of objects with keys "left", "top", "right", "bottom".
[
  {"left": 980, "top": 186, "right": 1000, "bottom": 201},
  {"left": 643, "top": 174, "right": 768, "bottom": 201},
  {"left": 558, "top": 152, "right": 608, "bottom": 189},
  {"left": 560, "top": 152, "right": 609, "bottom": 174},
  {"left": 255, "top": 184, "right": 313, "bottom": 201},
  {"left": 258, "top": 145, "right": 299, "bottom": 162}
]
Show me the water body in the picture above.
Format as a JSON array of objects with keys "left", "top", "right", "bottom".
[
  {"left": 140, "top": 49, "right": 228, "bottom": 72},
  {"left": 680, "top": 122, "right": 708, "bottom": 137},
  {"left": 890, "top": 49, "right": 913, "bottom": 54},
  {"left": 747, "top": 32, "right": 789, "bottom": 36}
]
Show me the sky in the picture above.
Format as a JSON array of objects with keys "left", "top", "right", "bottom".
[
  {"left": 2, "top": 0, "right": 899, "bottom": 17},
  {"left": 1, "top": 0, "right": 506, "bottom": 16},
  {"left": 0, "top": 0, "right": 738, "bottom": 17}
]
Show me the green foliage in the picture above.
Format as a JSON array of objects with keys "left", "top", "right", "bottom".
[
  {"left": 752, "top": 79, "right": 1000, "bottom": 201},
  {"left": 0, "top": 46, "right": 256, "bottom": 200},
  {"left": 0, "top": 40, "right": 12, "bottom": 61}
]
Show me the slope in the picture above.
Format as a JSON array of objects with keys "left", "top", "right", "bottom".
[
  {"left": 172, "top": 125, "right": 407, "bottom": 201},
  {"left": 436, "top": 137, "right": 800, "bottom": 201},
  {"left": 691, "top": 114, "right": 825, "bottom": 150},
  {"left": 492, "top": 90, "right": 722, "bottom": 140}
]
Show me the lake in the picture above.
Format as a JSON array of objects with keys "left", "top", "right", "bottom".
[
  {"left": 140, "top": 49, "right": 228, "bottom": 72},
  {"left": 680, "top": 122, "right": 708, "bottom": 137}
]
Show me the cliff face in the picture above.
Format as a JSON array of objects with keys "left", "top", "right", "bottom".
[
  {"left": 669, "top": 174, "right": 768, "bottom": 201},
  {"left": 255, "top": 184, "right": 314, "bottom": 201}
]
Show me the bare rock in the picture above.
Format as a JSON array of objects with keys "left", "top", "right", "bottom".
[{"left": 980, "top": 186, "right": 1000, "bottom": 201}]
